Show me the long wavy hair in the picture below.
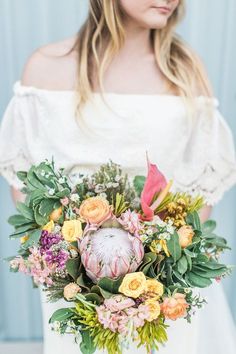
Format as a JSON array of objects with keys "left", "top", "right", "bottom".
[{"left": 67, "top": 0, "right": 213, "bottom": 120}]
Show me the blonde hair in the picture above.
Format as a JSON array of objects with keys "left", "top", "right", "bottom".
[{"left": 67, "top": 0, "right": 213, "bottom": 121}]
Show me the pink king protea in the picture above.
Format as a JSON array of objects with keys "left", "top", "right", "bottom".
[{"left": 79, "top": 227, "right": 144, "bottom": 283}]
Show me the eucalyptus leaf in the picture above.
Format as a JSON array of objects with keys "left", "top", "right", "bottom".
[
  {"left": 16, "top": 202, "right": 34, "bottom": 220},
  {"left": 185, "top": 272, "right": 212, "bottom": 288},
  {"left": 84, "top": 293, "right": 102, "bottom": 305},
  {"left": 49, "top": 308, "right": 74, "bottom": 323},
  {"left": 98, "top": 276, "right": 123, "bottom": 294},
  {"left": 80, "top": 330, "right": 96, "bottom": 354},
  {"left": 202, "top": 220, "right": 216, "bottom": 234},
  {"left": 66, "top": 258, "right": 81, "bottom": 280},
  {"left": 138, "top": 252, "right": 157, "bottom": 275},
  {"left": 177, "top": 255, "right": 188, "bottom": 275},
  {"left": 8, "top": 214, "right": 34, "bottom": 227},
  {"left": 21, "top": 229, "right": 42, "bottom": 249},
  {"left": 166, "top": 231, "right": 182, "bottom": 263}
]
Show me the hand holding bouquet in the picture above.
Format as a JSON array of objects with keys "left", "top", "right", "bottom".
[{"left": 7, "top": 156, "right": 232, "bottom": 353}]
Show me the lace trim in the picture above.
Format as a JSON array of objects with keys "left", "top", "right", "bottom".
[
  {"left": 0, "top": 150, "right": 31, "bottom": 190},
  {"left": 172, "top": 160, "right": 236, "bottom": 206}
]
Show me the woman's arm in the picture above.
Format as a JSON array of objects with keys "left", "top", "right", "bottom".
[
  {"left": 199, "top": 205, "right": 212, "bottom": 223},
  {"left": 10, "top": 186, "right": 26, "bottom": 206}
]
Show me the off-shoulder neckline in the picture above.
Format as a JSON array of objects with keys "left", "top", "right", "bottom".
[{"left": 13, "top": 80, "right": 219, "bottom": 105}]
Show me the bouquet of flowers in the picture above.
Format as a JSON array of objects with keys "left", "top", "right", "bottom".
[{"left": 7, "top": 156, "right": 232, "bottom": 353}]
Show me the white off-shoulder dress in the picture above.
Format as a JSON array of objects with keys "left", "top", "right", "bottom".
[{"left": 0, "top": 81, "right": 236, "bottom": 354}]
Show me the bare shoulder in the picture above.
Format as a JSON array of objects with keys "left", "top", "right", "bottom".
[{"left": 21, "top": 34, "right": 78, "bottom": 90}]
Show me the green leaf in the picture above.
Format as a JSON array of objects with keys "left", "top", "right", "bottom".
[
  {"left": 138, "top": 252, "right": 157, "bottom": 275},
  {"left": 98, "top": 276, "right": 123, "bottom": 294},
  {"left": 9, "top": 223, "right": 36, "bottom": 238},
  {"left": 185, "top": 272, "right": 212, "bottom": 288},
  {"left": 84, "top": 293, "right": 102, "bottom": 305},
  {"left": 66, "top": 258, "right": 81, "bottom": 281},
  {"left": 39, "top": 199, "right": 56, "bottom": 217},
  {"left": 21, "top": 229, "right": 42, "bottom": 249},
  {"left": 49, "top": 308, "right": 74, "bottom": 323},
  {"left": 55, "top": 188, "right": 71, "bottom": 198},
  {"left": 27, "top": 168, "right": 46, "bottom": 190},
  {"left": 202, "top": 220, "right": 216, "bottom": 234},
  {"left": 34, "top": 204, "right": 48, "bottom": 226},
  {"left": 8, "top": 214, "right": 34, "bottom": 227},
  {"left": 16, "top": 171, "right": 28, "bottom": 182},
  {"left": 15, "top": 202, "right": 34, "bottom": 220},
  {"left": 80, "top": 330, "right": 96, "bottom": 354},
  {"left": 177, "top": 255, "right": 188, "bottom": 275},
  {"left": 76, "top": 274, "right": 91, "bottom": 292},
  {"left": 166, "top": 231, "right": 182, "bottom": 263},
  {"left": 192, "top": 265, "right": 227, "bottom": 278},
  {"left": 186, "top": 212, "right": 201, "bottom": 231},
  {"left": 133, "top": 175, "right": 145, "bottom": 197}
]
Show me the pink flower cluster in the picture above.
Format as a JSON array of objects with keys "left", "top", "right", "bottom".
[
  {"left": 96, "top": 295, "right": 149, "bottom": 335},
  {"left": 118, "top": 209, "right": 143, "bottom": 236},
  {"left": 10, "top": 246, "right": 53, "bottom": 286}
]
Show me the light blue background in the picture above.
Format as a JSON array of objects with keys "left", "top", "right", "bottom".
[{"left": 0, "top": 0, "right": 236, "bottom": 341}]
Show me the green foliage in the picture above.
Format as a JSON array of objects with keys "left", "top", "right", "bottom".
[
  {"left": 112, "top": 192, "right": 129, "bottom": 216},
  {"left": 49, "top": 308, "right": 74, "bottom": 323},
  {"left": 97, "top": 276, "right": 123, "bottom": 296},
  {"left": 138, "top": 252, "right": 157, "bottom": 275},
  {"left": 136, "top": 316, "right": 168, "bottom": 352},
  {"left": 80, "top": 330, "right": 96, "bottom": 354},
  {"left": 133, "top": 175, "right": 145, "bottom": 197},
  {"left": 66, "top": 257, "right": 81, "bottom": 281},
  {"left": 166, "top": 231, "right": 182, "bottom": 263}
]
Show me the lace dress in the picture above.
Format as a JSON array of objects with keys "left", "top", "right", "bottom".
[{"left": 0, "top": 81, "right": 236, "bottom": 354}]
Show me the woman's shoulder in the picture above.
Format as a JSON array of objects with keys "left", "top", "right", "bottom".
[{"left": 21, "top": 34, "right": 78, "bottom": 90}]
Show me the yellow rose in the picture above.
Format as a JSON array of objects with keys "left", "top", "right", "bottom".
[
  {"left": 62, "top": 220, "right": 83, "bottom": 242},
  {"left": 79, "top": 196, "right": 112, "bottom": 224},
  {"left": 50, "top": 207, "right": 63, "bottom": 222},
  {"left": 145, "top": 299, "right": 161, "bottom": 322},
  {"left": 119, "top": 272, "right": 147, "bottom": 299},
  {"left": 20, "top": 234, "right": 29, "bottom": 244},
  {"left": 63, "top": 283, "right": 81, "bottom": 300},
  {"left": 42, "top": 220, "right": 55, "bottom": 232},
  {"left": 146, "top": 279, "right": 164, "bottom": 299},
  {"left": 177, "top": 225, "right": 194, "bottom": 248}
]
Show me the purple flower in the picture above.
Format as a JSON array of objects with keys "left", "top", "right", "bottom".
[
  {"left": 40, "top": 230, "right": 62, "bottom": 254},
  {"left": 45, "top": 249, "right": 69, "bottom": 269}
]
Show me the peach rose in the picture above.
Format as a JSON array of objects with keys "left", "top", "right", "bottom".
[
  {"left": 177, "top": 225, "right": 194, "bottom": 248},
  {"left": 50, "top": 207, "right": 63, "bottom": 222},
  {"left": 79, "top": 196, "right": 112, "bottom": 224},
  {"left": 63, "top": 283, "right": 81, "bottom": 300},
  {"left": 161, "top": 293, "right": 189, "bottom": 321}
]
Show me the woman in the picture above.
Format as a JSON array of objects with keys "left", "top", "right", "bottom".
[{"left": 0, "top": 0, "right": 236, "bottom": 353}]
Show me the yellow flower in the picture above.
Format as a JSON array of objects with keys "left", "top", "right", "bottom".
[
  {"left": 146, "top": 279, "right": 164, "bottom": 299},
  {"left": 61, "top": 220, "right": 83, "bottom": 242},
  {"left": 145, "top": 298, "right": 161, "bottom": 322},
  {"left": 42, "top": 220, "right": 55, "bottom": 232},
  {"left": 50, "top": 207, "right": 63, "bottom": 222},
  {"left": 20, "top": 234, "right": 29, "bottom": 244},
  {"left": 79, "top": 196, "right": 112, "bottom": 224},
  {"left": 119, "top": 272, "right": 147, "bottom": 299},
  {"left": 177, "top": 225, "right": 194, "bottom": 248},
  {"left": 150, "top": 239, "right": 170, "bottom": 257},
  {"left": 63, "top": 283, "right": 81, "bottom": 300}
]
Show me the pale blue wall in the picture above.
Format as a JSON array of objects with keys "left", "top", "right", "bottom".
[{"left": 0, "top": 0, "right": 235, "bottom": 341}]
